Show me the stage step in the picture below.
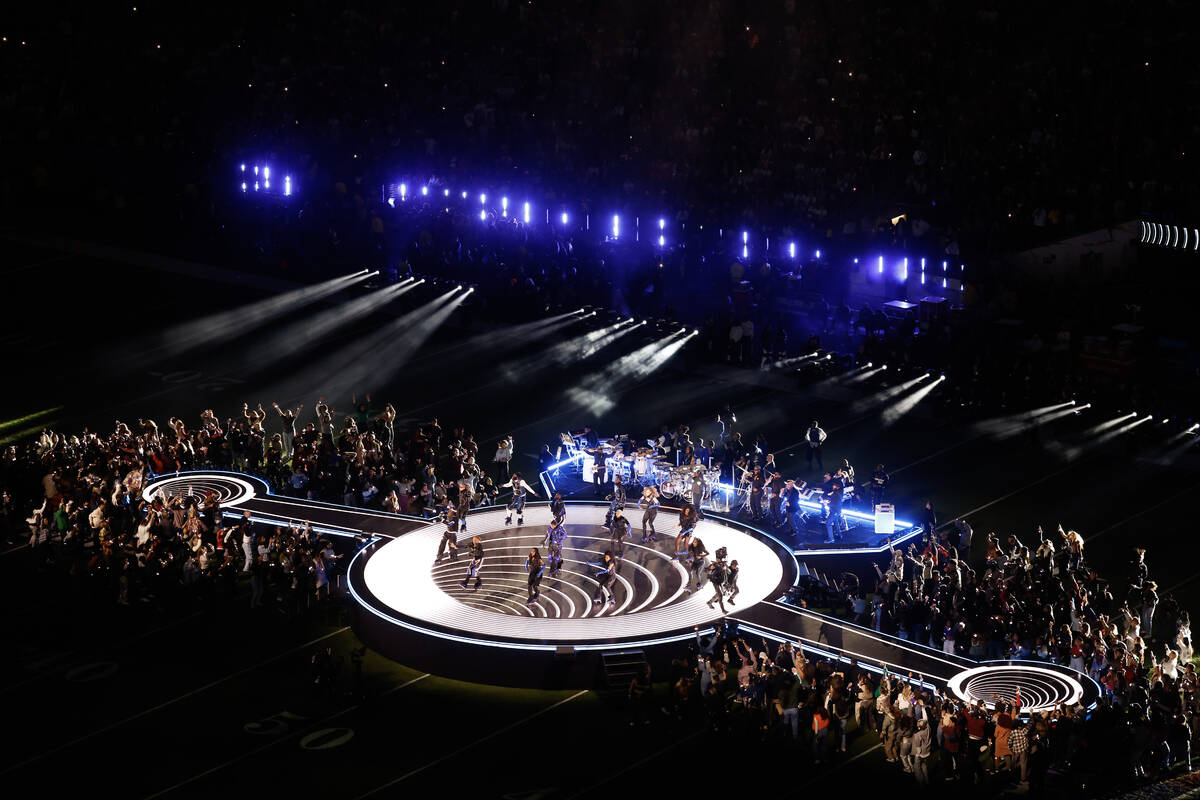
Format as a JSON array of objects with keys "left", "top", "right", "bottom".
[{"left": 599, "top": 649, "right": 648, "bottom": 689}]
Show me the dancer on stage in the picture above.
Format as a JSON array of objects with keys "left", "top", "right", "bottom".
[
  {"left": 688, "top": 536, "right": 709, "bottom": 591},
  {"left": 525, "top": 548, "right": 545, "bottom": 605},
  {"left": 609, "top": 507, "right": 632, "bottom": 559},
  {"left": 675, "top": 504, "right": 698, "bottom": 569},
  {"left": 546, "top": 518, "right": 565, "bottom": 576},
  {"left": 500, "top": 472, "right": 538, "bottom": 525},
  {"left": 707, "top": 555, "right": 728, "bottom": 613},
  {"left": 435, "top": 507, "right": 459, "bottom": 562},
  {"left": 604, "top": 475, "right": 627, "bottom": 529},
  {"left": 455, "top": 480, "right": 472, "bottom": 532},
  {"left": 725, "top": 559, "right": 741, "bottom": 605},
  {"left": 459, "top": 536, "right": 485, "bottom": 590},
  {"left": 549, "top": 491, "right": 566, "bottom": 525},
  {"left": 590, "top": 550, "right": 618, "bottom": 606},
  {"left": 638, "top": 486, "right": 660, "bottom": 542}
]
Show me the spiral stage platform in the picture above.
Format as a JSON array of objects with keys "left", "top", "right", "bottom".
[{"left": 142, "top": 470, "right": 1103, "bottom": 707}]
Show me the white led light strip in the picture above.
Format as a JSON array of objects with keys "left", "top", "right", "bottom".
[{"left": 361, "top": 505, "right": 783, "bottom": 642}]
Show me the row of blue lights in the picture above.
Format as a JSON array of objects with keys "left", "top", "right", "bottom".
[
  {"left": 239, "top": 163, "right": 292, "bottom": 196},
  {"left": 235, "top": 164, "right": 966, "bottom": 288}
]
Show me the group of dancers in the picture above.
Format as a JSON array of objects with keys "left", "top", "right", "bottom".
[{"left": 433, "top": 473, "right": 740, "bottom": 614}]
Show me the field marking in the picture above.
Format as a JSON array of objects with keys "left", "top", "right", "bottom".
[
  {"left": 0, "top": 626, "right": 350, "bottom": 776},
  {"left": 795, "top": 742, "right": 883, "bottom": 789},
  {"left": 353, "top": 689, "right": 589, "bottom": 798},
  {"left": 1085, "top": 481, "right": 1200, "bottom": 544},
  {"left": 143, "top": 673, "right": 432, "bottom": 798},
  {"left": 563, "top": 729, "right": 704, "bottom": 798}
]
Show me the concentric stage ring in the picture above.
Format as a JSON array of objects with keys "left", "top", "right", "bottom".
[
  {"left": 947, "top": 663, "right": 1087, "bottom": 713},
  {"left": 358, "top": 504, "right": 787, "bottom": 645}
]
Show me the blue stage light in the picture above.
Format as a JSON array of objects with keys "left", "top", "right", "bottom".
[
  {"left": 421, "top": 185, "right": 429, "bottom": 196},
  {"left": 241, "top": 182, "right": 247, "bottom": 192},
  {"left": 561, "top": 211, "right": 569, "bottom": 226},
  {"left": 263, "top": 166, "right": 269, "bottom": 180},
  {"left": 284, "top": 176, "right": 291, "bottom": 196},
  {"left": 501, "top": 196, "right": 508, "bottom": 216},
  {"left": 523, "top": 201, "right": 531, "bottom": 224},
  {"left": 480, "top": 193, "right": 486, "bottom": 205},
  {"left": 462, "top": 191, "right": 468, "bottom": 199},
  {"left": 789, "top": 242, "right": 796, "bottom": 259},
  {"left": 399, "top": 183, "right": 407, "bottom": 201},
  {"left": 900, "top": 257, "right": 908, "bottom": 281},
  {"left": 240, "top": 164, "right": 246, "bottom": 172},
  {"left": 815, "top": 249, "right": 821, "bottom": 259},
  {"left": 479, "top": 209, "right": 487, "bottom": 221},
  {"left": 878, "top": 255, "right": 884, "bottom": 274},
  {"left": 659, "top": 218, "right": 665, "bottom": 230},
  {"left": 443, "top": 188, "right": 450, "bottom": 197},
  {"left": 612, "top": 214, "right": 620, "bottom": 239},
  {"left": 387, "top": 197, "right": 395, "bottom": 208}
]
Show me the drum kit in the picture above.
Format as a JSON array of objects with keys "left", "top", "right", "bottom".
[{"left": 577, "top": 437, "right": 721, "bottom": 506}]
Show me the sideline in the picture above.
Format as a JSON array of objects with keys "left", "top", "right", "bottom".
[
  {"left": 143, "top": 672, "right": 432, "bottom": 798},
  {"left": 0, "top": 626, "right": 351, "bottom": 776},
  {"left": 353, "top": 689, "right": 589, "bottom": 798}
]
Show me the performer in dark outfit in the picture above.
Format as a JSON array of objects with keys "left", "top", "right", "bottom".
[
  {"left": 590, "top": 550, "right": 618, "bottom": 606},
  {"left": 525, "top": 548, "right": 545, "bottom": 605},
  {"left": 825, "top": 481, "right": 845, "bottom": 543},
  {"left": 549, "top": 492, "right": 566, "bottom": 525},
  {"left": 455, "top": 481, "right": 472, "bottom": 532},
  {"left": 749, "top": 465, "right": 765, "bottom": 519},
  {"left": 459, "top": 536, "right": 485, "bottom": 590},
  {"left": 604, "top": 475, "right": 627, "bottom": 529},
  {"left": 707, "top": 556, "right": 728, "bottom": 613},
  {"left": 870, "top": 464, "right": 889, "bottom": 509},
  {"left": 501, "top": 472, "right": 538, "bottom": 526},
  {"left": 783, "top": 479, "right": 803, "bottom": 538},
  {"left": 609, "top": 507, "right": 632, "bottom": 559},
  {"left": 435, "top": 507, "right": 459, "bottom": 562},
  {"left": 725, "top": 559, "right": 741, "bottom": 605},
  {"left": 546, "top": 519, "right": 566, "bottom": 576},
  {"left": 638, "top": 486, "right": 660, "bottom": 542},
  {"left": 688, "top": 536, "right": 709, "bottom": 591}
]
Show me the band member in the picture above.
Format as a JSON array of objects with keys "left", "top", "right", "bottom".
[
  {"left": 688, "top": 536, "right": 709, "bottom": 591},
  {"left": 825, "top": 481, "right": 845, "bottom": 544},
  {"left": 922, "top": 500, "right": 937, "bottom": 545},
  {"left": 610, "top": 507, "right": 632, "bottom": 559},
  {"left": 604, "top": 475, "right": 626, "bottom": 529},
  {"left": 500, "top": 472, "right": 538, "bottom": 526},
  {"left": 805, "top": 420, "right": 827, "bottom": 470},
  {"left": 525, "top": 548, "right": 545, "bottom": 605},
  {"left": 725, "top": 559, "right": 741, "bottom": 605},
  {"left": 689, "top": 469, "right": 707, "bottom": 511},
  {"left": 870, "top": 464, "right": 889, "bottom": 508},
  {"left": 459, "top": 536, "right": 484, "bottom": 590},
  {"left": 435, "top": 507, "right": 459, "bottom": 562},
  {"left": 638, "top": 486, "right": 660, "bottom": 542},
  {"left": 749, "top": 465, "right": 765, "bottom": 519},
  {"left": 783, "top": 479, "right": 803, "bottom": 537},
  {"left": 768, "top": 469, "right": 785, "bottom": 525},
  {"left": 456, "top": 480, "right": 472, "bottom": 532},
  {"left": 549, "top": 491, "right": 566, "bottom": 525},
  {"left": 591, "top": 446, "right": 609, "bottom": 496},
  {"left": 707, "top": 556, "right": 728, "bottom": 613},
  {"left": 590, "top": 550, "right": 618, "bottom": 606}
]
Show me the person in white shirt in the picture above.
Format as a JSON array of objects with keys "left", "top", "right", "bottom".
[{"left": 493, "top": 435, "right": 514, "bottom": 481}]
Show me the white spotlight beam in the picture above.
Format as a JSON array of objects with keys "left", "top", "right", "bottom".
[
  {"left": 849, "top": 373, "right": 931, "bottom": 414},
  {"left": 244, "top": 278, "right": 417, "bottom": 365},
  {"left": 146, "top": 270, "right": 372, "bottom": 359},
  {"left": 1083, "top": 412, "right": 1137, "bottom": 436},
  {"left": 880, "top": 376, "right": 945, "bottom": 426}
]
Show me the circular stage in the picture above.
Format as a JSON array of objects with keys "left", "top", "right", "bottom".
[
  {"left": 356, "top": 504, "right": 790, "bottom": 645},
  {"left": 141, "top": 472, "right": 264, "bottom": 507},
  {"left": 946, "top": 662, "right": 1101, "bottom": 713}
]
